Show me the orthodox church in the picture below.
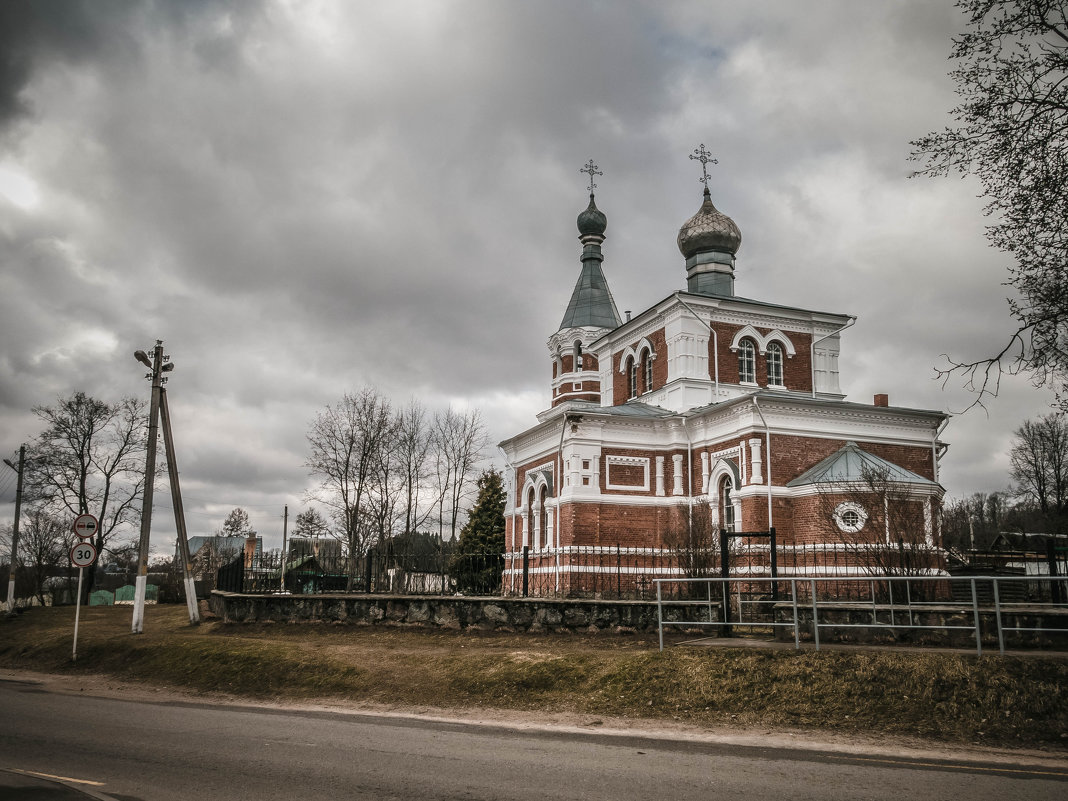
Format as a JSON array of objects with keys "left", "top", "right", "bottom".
[{"left": 498, "top": 153, "right": 949, "bottom": 594}]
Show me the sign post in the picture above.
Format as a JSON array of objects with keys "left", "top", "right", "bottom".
[{"left": 70, "top": 518, "right": 98, "bottom": 663}]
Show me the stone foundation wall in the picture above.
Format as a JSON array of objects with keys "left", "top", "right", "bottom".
[{"left": 209, "top": 591, "right": 720, "bottom": 633}]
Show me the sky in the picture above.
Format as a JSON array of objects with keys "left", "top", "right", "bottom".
[{"left": 0, "top": 0, "right": 1058, "bottom": 554}]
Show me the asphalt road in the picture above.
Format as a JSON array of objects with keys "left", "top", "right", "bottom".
[{"left": 1, "top": 677, "right": 1066, "bottom": 801}]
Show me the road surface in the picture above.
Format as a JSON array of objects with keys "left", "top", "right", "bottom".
[{"left": 1, "top": 675, "right": 1065, "bottom": 800}]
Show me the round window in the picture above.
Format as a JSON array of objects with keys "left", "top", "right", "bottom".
[{"left": 833, "top": 502, "right": 867, "bottom": 534}]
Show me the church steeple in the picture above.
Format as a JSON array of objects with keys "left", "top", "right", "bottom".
[
  {"left": 678, "top": 144, "right": 741, "bottom": 297},
  {"left": 559, "top": 192, "right": 622, "bottom": 330},
  {"left": 548, "top": 161, "right": 621, "bottom": 409}
]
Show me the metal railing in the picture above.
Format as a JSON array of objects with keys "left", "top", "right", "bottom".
[{"left": 655, "top": 574, "right": 1068, "bottom": 655}]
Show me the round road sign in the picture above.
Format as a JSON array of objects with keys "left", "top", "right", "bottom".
[
  {"left": 72, "top": 513, "right": 99, "bottom": 540},
  {"left": 70, "top": 541, "right": 97, "bottom": 568}
]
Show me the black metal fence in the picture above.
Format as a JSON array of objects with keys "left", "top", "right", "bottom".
[
  {"left": 214, "top": 537, "right": 970, "bottom": 601},
  {"left": 215, "top": 546, "right": 505, "bottom": 597}
]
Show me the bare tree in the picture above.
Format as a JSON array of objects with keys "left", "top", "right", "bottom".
[
  {"left": 394, "top": 399, "right": 435, "bottom": 536},
  {"left": 306, "top": 387, "right": 395, "bottom": 588},
  {"left": 911, "top": 1, "right": 1068, "bottom": 409},
  {"left": 365, "top": 438, "right": 404, "bottom": 549},
  {"left": 818, "top": 466, "right": 940, "bottom": 577},
  {"left": 1010, "top": 413, "right": 1068, "bottom": 531},
  {"left": 664, "top": 501, "right": 720, "bottom": 579},
  {"left": 432, "top": 407, "right": 489, "bottom": 541},
  {"left": 941, "top": 491, "right": 1011, "bottom": 551},
  {"left": 26, "top": 392, "right": 148, "bottom": 599},
  {"left": 19, "top": 507, "right": 73, "bottom": 605}
]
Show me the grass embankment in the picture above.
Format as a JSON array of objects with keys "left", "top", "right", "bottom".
[{"left": 2, "top": 605, "right": 1065, "bottom": 749}]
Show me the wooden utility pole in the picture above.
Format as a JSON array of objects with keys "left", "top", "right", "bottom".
[
  {"left": 4, "top": 444, "right": 25, "bottom": 613},
  {"left": 132, "top": 341, "right": 163, "bottom": 634},
  {"left": 159, "top": 386, "right": 199, "bottom": 624}
]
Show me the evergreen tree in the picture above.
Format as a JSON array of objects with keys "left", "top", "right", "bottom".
[{"left": 449, "top": 469, "right": 505, "bottom": 594}]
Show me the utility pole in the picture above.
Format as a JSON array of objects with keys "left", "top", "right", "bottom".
[
  {"left": 280, "top": 505, "right": 288, "bottom": 593},
  {"left": 132, "top": 341, "right": 164, "bottom": 634},
  {"left": 4, "top": 445, "right": 25, "bottom": 614},
  {"left": 159, "top": 386, "right": 199, "bottom": 624}
]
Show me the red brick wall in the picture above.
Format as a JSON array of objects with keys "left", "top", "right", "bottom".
[
  {"left": 600, "top": 447, "right": 689, "bottom": 496},
  {"left": 708, "top": 322, "right": 814, "bottom": 392},
  {"left": 558, "top": 500, "right": 687, "bottom": 549},
  {"left": 611, "top": 328, "right": 668, "bottom": 404},
  {"left": 770, "top": 435, "right": 935, "bottom": 485}
]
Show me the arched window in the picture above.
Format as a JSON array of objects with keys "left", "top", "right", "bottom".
[
  {"left": 538, "top": 485, "right": 549, "bottom": 549},
  {"left": 525, "top": 487, "right": 537, "bottom": 548},
  {"left": 642, "top": 349, "right": 653, "bottom": 394},
  {"left": 720, "top": 476, "right": 735, "bottom": 532},
  {"left": 627, "top": 357, "right": 637, "bottom": 399},
  {"left": 766, "top": 342, "right": 784, "bottom": 386},
  {"left": 738, "top": 339, "right": 756, "bottom": 384},
  {"left": 573, "top": 341, "right": 583, "bottom": 371}
]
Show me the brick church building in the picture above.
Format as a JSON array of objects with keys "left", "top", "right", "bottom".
[{"left": 498, "top": 156, "right": 949, "bottom": 595}]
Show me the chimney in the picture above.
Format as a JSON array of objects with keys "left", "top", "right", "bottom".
[
  {"left": 625, "top": 310, "right": 632, "bottom": 322},
  {"left": 874, "top": 394, "right": 889, "bottom": 407}
]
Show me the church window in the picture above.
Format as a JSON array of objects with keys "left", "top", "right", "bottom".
[
  {"left": 720, "top": 476, "right": 735, "bottom": 532},
  {"left": 574, "top": 341, "right": 583, "bottom": 371},
  {"left": 627, "top": 357, "right": 637, "bottom": 399},
  {"left": 834, "top": 502, "right": 867, "bottom": 534},
  {"left": 642, "top": 349, "right": 653, "bottom": 393},
  {"left": 738, "top": 339, "right": 756, "bottom": 384},
  {"left": 538, "top": 485, "right": 549, "bottom": 549},
  {"left": 766, "top": 342, "right": 784, "bottom": 386}
]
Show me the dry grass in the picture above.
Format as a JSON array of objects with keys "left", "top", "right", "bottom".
[{"left": 2, "top": 605, "right": 1066, "bottom": 749}]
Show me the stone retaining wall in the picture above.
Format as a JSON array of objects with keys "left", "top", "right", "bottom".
[{"left": 209, "top": 591, "right": 721, "bottom": 634}]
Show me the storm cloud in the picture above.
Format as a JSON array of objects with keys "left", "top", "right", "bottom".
[{"left": 0, "top": 1, "right": 1052, "bottom": 549}]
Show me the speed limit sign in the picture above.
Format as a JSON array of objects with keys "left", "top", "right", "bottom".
[{"left": 70, "top": 541, "right": 97, "bottom": 568}]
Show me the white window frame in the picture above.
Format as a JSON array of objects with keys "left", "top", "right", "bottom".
[
  {"left": 738, "top": 339, "right": 756, "bottom": 384},
  {"left": 834, "top": 501, "right": 868, "bottom": 534},
  {"left": 766, "top": 342, "right": 784, "bottom": 387}
]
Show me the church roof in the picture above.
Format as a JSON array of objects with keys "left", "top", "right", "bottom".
[
  {"left": 786, "top": 441, "right": 937, "bottom": 488},
  {"left": 558, "top": 260, "right": 622, "bottom": 330},
  {"left": 584, "top": 401, "right": 673, "bottom": 418},
  {"left": 677, "top": 187, "right": 741, "bottom": 259}
]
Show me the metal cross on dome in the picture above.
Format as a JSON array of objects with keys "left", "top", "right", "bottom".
[
  {"left": 690, "top": 144, "right": 718, "bottom": 190},
  {"left": 580, "top": 159, "right": 602, "bottom": 193}
]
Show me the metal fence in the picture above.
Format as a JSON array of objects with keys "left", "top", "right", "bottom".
[
  {"left": 215, "top": 546, "right": 506, "bottom": 597},
  {"left": 655, "top": 574, "right": 1068, "bottom": 655},
  {"left": 216, "top": 540, "right": 966, "bottom": 601}
]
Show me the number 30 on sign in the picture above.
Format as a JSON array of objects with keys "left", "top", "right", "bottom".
[{"left": 70, "top": 542, "right": 97, "bottom": 568}]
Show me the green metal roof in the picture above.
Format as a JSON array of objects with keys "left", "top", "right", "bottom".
[
  {"left": 559, "top": 260, "right": 622, "bottom": 330},
  {"left": 786, "top": 441, "right": 936, "bottom": 488}
]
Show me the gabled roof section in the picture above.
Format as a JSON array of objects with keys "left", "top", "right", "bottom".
[
  {"left": 786, "top": 441, "right": 936, "bottom": 488},
  {"left": 559, "top": 261, "right": 622, "bottom": 330}
]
